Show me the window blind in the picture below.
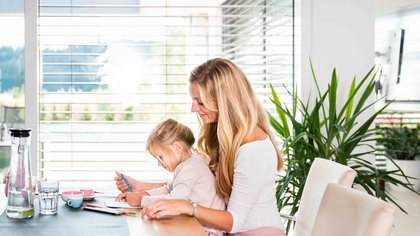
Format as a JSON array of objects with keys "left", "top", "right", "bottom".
[{"left": 38, "top": 0, "right": 294, "bottom": 187}]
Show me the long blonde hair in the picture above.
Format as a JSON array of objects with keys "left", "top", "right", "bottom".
[{"left": 189, "top": 58, "right": 283, "bottom": 200}]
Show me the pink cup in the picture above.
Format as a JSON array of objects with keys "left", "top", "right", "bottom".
[{"left": 80, "top": 188, "right": 94, "bottom": 198}]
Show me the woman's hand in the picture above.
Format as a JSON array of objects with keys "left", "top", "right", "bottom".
[
  {"left": 115, "top": 192, "right": 142, "bottom": 207},
  {"left": 141, "top": 199, "right": 192, "bottom": 219}
]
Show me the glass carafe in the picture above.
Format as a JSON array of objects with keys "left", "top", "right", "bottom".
[{"left": 6, "top": 128, "right": 34, "bottom": 219}]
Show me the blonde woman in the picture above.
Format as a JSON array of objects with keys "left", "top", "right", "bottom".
[{"left": 115, "top": 58, "right": 285, "bottom": 235}]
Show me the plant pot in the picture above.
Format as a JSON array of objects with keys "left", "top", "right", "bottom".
[{"left": 387, "top": 158, "right": 420, "bottom": 191}]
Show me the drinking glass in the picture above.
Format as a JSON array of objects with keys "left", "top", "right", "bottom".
[{"left": 38, "top": 179, "right": 59, "bottom": 215}]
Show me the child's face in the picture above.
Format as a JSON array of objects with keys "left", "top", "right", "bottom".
[{"left": 149, "top": 145, "right": 181, "bottom": 172}]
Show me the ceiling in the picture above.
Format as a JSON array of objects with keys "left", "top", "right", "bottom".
[{"left": 376, "top": 0, "right": 420, "bottom": 14}]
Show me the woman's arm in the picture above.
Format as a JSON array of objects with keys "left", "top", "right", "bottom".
[
  {"left": 114, "top": 171, "right": 166, "bottom": 192},
  {"left": 194, "top": 204, "right": 233, "bottom": 231},
  {"left": 141, "top": 199, "right": 233, "bottom": 232}
]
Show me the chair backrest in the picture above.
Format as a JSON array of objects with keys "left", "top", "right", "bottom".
[
  {"left": 293, "top": 158, "right": 357, "bottom": 236},
  {"left": 311, "top": 183, "right": 396, "bottom": 236}
]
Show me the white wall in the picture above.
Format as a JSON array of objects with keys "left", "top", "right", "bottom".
[
  {"left": 298, "top": 0, "right": 375, "bottom": 164},
  {"left": 300, "top": 0, "right": 375, "bottom": 111},
  {"left": 375, "top": 6, "right": 420, "bottom": 112}
]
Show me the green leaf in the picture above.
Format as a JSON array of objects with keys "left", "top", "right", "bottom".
[
  {"left": 345, "top": 78, "right": 356, "bottom": 121},
  {"left": 270, "top": 84, "right": 290, "bottom": 137}
]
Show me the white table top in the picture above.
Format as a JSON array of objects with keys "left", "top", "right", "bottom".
[{"left": 0, "top": 183, "right": 206, "bottom": 236}]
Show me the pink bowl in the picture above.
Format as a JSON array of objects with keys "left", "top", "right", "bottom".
[
  {"left": 80, "top": 188, "right": 94, "bottom": 198},
  {"left": 61, "top": 191, "right": 83, "bottom": 202}
]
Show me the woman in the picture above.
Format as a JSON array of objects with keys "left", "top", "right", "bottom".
[{"left": 115, "top": 58, "right": 285, "bottom": 235}]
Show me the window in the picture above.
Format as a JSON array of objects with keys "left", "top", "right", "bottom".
[
  {"left": 0, "top": 0, "right": 25, "bottom": 130},
  {"left": 37, "top": 0, "right": 294, "bottom": 187},
  {"left": 0, "top": 0, "right": 25, "bottom": 181}
]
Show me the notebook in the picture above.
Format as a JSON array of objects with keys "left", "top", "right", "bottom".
[
  {"left": 84, "top": 205, "right": 123, "bottom": 215},
  {"left": 104, "top": 199, "right": 141, "bottom": 208}
]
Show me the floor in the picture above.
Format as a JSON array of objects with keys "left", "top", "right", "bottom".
[{"left": 390, "top": 187, "right": 420, "bottom": 236}]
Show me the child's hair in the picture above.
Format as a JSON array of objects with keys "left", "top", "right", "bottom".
[{"left": 146, "top": 119, "right": 195, "bottom": 155}]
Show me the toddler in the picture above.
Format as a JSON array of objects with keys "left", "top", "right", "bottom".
[{"left": 115, "top": 118, "right": 225, "bottom": 236}]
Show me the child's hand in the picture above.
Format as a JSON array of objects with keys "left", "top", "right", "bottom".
[
  {"left": 126, "top": 192, "right": 142, "bottom": 207},
  {"left": 115, "top": 192, "right": 142, "bottom": 207},
  {"left": 114, "top": 171, "right": 146, "bottom": 193},
  {"left": 114, "top": 171, "right": 131, "bottom": 193},
  {"left": 115, "top": 192, "right": 128, "bottom": 202}
]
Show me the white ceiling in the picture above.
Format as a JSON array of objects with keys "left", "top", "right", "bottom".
[{"left": 376, "top": 0, "right": 420, "bottom": 14}]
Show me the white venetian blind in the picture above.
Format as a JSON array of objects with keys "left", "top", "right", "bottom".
[{"left": 38, "top": 0, "right": 294, "bottom": 187}]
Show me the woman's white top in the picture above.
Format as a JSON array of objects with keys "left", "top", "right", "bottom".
[
  {"left": 228, "top": 137, "right": 284, "bottom": 233},
  {"left": 141, "top": 153, "right": 226, "bottom": 213}
]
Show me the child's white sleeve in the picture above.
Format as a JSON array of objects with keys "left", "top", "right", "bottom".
[
  {"left": 145, "top": 183, "right": 171, "bottom": 196},
  {"left": 141, "top": 164, "right": 196, "bottom": 207}
]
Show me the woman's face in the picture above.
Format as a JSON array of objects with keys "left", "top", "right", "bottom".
[{"left": 189, "top": 83, "right": 218, "bottom": 124}]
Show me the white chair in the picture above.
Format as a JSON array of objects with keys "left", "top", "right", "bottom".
[
  {"left": 285, "top": 158, "right": 357, "bottom": 236},
  {"left": 311, "top": 183, "right": 396, "bottom": 236}
]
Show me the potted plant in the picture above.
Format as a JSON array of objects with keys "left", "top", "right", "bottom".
[
  {"left": 268, "top": 62, "right": 417, "bottom": 233},
  {"left": 377, "top": 122, "right": 420, "bottom": 191}
]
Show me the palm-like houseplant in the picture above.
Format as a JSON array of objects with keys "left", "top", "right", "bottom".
[
  {"left": 268, "top": 62, "right": 417, "bottom": 232},
  {"left": 377, "top": 122, "right": 420, "bottom": 161},
  {"left": 376, "top": 122, "right": 420, "bottom": 190}
]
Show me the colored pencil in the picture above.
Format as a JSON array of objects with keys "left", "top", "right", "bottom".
[{"left": 120, "top": 173, "right": 133, "bottom": 192}]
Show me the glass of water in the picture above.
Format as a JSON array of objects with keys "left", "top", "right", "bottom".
[{"left": 38, "top": 179, "right": 59, "bottom": 215}]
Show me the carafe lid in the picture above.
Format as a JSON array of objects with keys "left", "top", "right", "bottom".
[{"left": 9, "top": 128, "right": 32, "bottom": 137}]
